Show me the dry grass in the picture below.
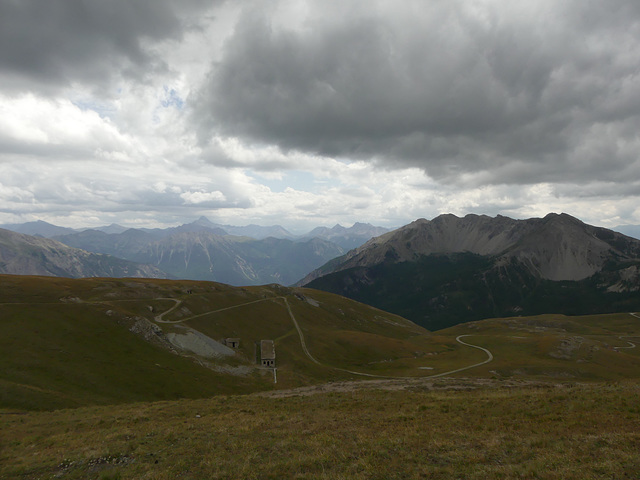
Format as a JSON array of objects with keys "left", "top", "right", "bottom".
[{"left": 2, "top": 380, "right": 639, "bottom": 479}]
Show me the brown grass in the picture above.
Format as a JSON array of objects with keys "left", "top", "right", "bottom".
[{"left": 2, "top": 380, "right": 639, "bottom": 479}]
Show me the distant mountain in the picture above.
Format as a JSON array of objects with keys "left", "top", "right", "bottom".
[
  {"left": 54, "top": 228, "right": 159, "bottom": 258},
  {"left": 6, "top": 217, "right": 388, "bottom": 286},
  {"left": 55, "top": 229, "right": 344, "bottom": 286},
  {"left": 213, "top": 223, "right": 294, "bottom": 239},
  {"left": 129, "top": 233, "right": 344, "bottom": 286},
  {"left": 0, "top": 220, "right": 78, "bottom": 238},
  {"left": 303, "top": 213, "right": 640, "bottom": 330},
  {"left": 301, "top": 222, "right": 392, "bottom": 250},
  {"left": 3, "top": 216, "right": 387, "bottom": 245},
  {"left": 614, "top": 224, "right": 640, "bottom": 240},
  {"left": 135, "top": 217, "right": 228, "bottom": 238},
  {"left": 151, "top": 216, "right": 291, "bottom": 239},
  {"left": 0, "top": 228, "right": 167, "bottom": 279},
  {"left": 91, "top": 223, "right": 129, "bottom": 235}
]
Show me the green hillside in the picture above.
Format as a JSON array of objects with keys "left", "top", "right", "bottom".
[
  {"left": 0, "top": 274, "right": 432, "bottom": 411},
  {"left": 3, "top": 274, "right": 640, "bottom": 414},
  {"left": 3, "top": 275, "right": 640, "bottom": 478}
]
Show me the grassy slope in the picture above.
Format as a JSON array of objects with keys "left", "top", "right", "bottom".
[
  {"left": 0, "top": 275, "right": 437, "bottom": 410},
  {"left": 435, "top": 312, "right": 640, "bottom": 381},
  {"left": 3, "top": 276, "right": 640, "bottom": 478},
  {"left": 0, "top": 279, "right": 269, "bottom": 411},
  {"left": 4, "top": 274, "right": 640, "bottom": 412},
  {"left": 2, "top": 381, "right": 639, "bottom": 479}
]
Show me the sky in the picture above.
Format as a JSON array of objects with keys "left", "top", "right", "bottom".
[{"left": 1, "top": 0, "right": 640, "bottom": 233}]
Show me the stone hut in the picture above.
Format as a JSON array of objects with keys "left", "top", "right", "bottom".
[
  {"left": 224, "top": 338, "right": 240, "bottom": 349},
  {"left": 260, "top": 340, "right": 276, "bottom": 368}
]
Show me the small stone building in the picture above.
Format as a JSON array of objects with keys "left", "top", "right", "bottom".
[
  {"left": 224, "top": 338, "right": 240, "bottom": 349},
  {"left": 260, "top": 340, "right": 276, "bottom": 368}
]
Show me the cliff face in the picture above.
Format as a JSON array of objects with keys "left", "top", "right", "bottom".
[{"left": 0, "top": 228, "right": 166, "bottom": 279}]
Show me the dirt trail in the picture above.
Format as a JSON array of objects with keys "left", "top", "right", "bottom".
[
  {"left": 148, "top": 294, "right": 496, "bottom": 380},
  {"left": 614, "top": 336, "right": 638, "bottom": 351},
  {"left": 283, "top": 297, "right": 495, "bottom": 379},
  {"left": 154, "top": 298, "right": 182, "bottom": 322},
  {"left": 154, "top": 297, "right": 276, "bottom": 324},
  {"left": 254, "top": 377, "right": 550, "bottom": 398}
]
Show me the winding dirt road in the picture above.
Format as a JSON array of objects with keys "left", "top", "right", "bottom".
[
  {"left": 154, "top": 298, "right": 182, "bottom": 322},
  {"left": 149, "top": 294, "right": 495, "bottom": 379},
  {"left": 282, "top": 297, "right": 494, "bottom": 379}
]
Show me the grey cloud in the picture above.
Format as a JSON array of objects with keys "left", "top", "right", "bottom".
[
  {"left": 193, "top": 0, "right": 640, "bottom": 186},
  {"left": 0, "top": 0, "right": 212, "bottom": 94}
]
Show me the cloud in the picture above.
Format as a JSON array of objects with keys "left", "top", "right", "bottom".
[
  {"left": 0, "top": 94, "right": 135, "bottom": 161},
  {"left": 180, "top": 190, "right": 227, "bottom": 205},
  {"left": 193, "top": 0, "right": 640, "bottom": 187},
  {"left": 0, "top": 0, "right": 213, "bottom": 95},
  {"left": 2, "top": 0, "right": 640, "bottom": 232}
]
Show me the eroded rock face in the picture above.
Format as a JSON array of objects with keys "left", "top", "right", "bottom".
[{"left": 607, "top": 265, "right": 640, "bottom": 293}]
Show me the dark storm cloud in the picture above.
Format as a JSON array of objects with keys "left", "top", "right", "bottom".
[
  {"left": 0, "top": 0, "right": 211, "bottom": 93},
  {"left": 193, "top": 0, "right": 640, "bottom": 185}
]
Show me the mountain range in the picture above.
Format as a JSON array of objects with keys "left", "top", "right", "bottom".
[
  {"left": 303, "top": 213, "right": 640, "bottom": 330},
  {"left": 4, "top": 212, "right": 640, "bottom": 330},
  {"left": 0, "top": 216, "right": 391, "bottom": 244},
  {"left": 0, "top": 228, "right": 166, "bottom": 279},
  {"left": 0, "top": 217, "right": 389, "bottom": 285}
]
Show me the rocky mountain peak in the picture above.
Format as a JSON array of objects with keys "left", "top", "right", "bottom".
[{"left": 302, "top": 213, "right": 640, "bottom": 284}]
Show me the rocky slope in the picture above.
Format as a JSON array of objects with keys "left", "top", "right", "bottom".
[
  {"left": 302, "top": 213, "right": 640, "bottom": 283},
  {"left": 303, "top": 213, "right": 640, "bottom": 329},
  {"left": 0, "top": 228, "right": 166, "bottom": 279}
]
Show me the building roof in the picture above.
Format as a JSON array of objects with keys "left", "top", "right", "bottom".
[{"left": 261, "top": 340, "right": 275, "bottom": 359}]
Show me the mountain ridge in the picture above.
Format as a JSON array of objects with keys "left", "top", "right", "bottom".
[
  {"left": 0, "top": 228, "right": 167, "bottom": 279},
  {"left": 302, "top": 213, "right": 640, "bottom": 329},
  {"left": 53, "top": 229, "right": 345, "bottom": 286},
  {"left": 302, "top": 213, "right": 640, "bottom": 284}
]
